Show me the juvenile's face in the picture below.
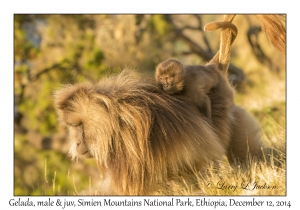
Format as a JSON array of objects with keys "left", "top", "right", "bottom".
[
  {"left": 155, "top": 63, "right": 184, "bottom": 95},
  {"left": 158, "top": 72, "right": 175, "bottom": 93}
]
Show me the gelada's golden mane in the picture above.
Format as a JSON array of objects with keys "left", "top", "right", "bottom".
[{"left": 54, "top": 70, "right": 225, "bottom": 195}]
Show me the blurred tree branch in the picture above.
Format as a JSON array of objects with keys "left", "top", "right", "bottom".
[
  {"left": 135, "top": 14, "right": 151, "bottom": 43},
  {"left": 15, "top": 59, "right": 81, "bottom": 129},
  {"left": 30, "top": 59, "right": 80, "bottom": 82},
  {"left": 163, "top": 14, "right": 245, "bottom": 86},
  {"left": 247, "top": 26, "right": 280, "bottom": 72}
]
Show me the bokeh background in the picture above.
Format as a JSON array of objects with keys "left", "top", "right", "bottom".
[{"left": 14, "top": 14, "right": 286, "bottom": 195}]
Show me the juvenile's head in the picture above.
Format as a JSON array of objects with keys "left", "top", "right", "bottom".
[{"left": 155, "top": 58, "right": 185, "bottom": 94}]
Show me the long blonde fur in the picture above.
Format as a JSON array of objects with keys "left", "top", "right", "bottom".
[{"left": 54, "top": 70, "right": 225, "bottom": 195}]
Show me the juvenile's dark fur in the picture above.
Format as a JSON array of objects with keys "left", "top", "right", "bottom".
[
  {"left": 204, "top": 64, "right": 263, "bottom": 164},
  {"left": 54, "top": 70, "right": 225, "bottom": 195},
  {"left": 155, "top": 58, "right": 219, "bottom": 121},
  {"left": 154, "top": 60, "right": 264, "bottom": 165},
  {"left": 167, "top": 61, "right": 262, "bottom": 165},
  {"left": 155, "top": 19, "right": 264, "bottom": 165},
  {"left": 228, "top": 106, "right": 263, "bottom": 164}
]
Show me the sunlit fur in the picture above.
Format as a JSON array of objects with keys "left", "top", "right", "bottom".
[
  {"left": 54, "top": 70, "right": 225, "bottom": 195},
  {"left": 256, "top": 15, "right": 286, "bottom": 54}
]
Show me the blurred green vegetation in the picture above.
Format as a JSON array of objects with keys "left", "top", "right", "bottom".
[
  {"left": 14, "top": 14, "right": 285, "bottom": 195},
  {"left": 15, "top": 133, "right": 89, "bottom": 195}
]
